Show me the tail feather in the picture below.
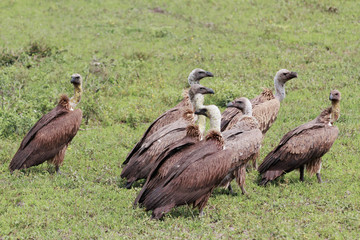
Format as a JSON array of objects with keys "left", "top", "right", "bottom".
[{"left": 9, "top": 148, "right": 34, "bottom": 171}]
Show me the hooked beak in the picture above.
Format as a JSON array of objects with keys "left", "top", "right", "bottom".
[
  {"left": 194, "top": 108, "right": 207, "bottom": 116},
  {"left": 71, "top": 77, "right": 81, "bottom": 85},
  {"left": 206, "top": 71, "right": 214, "bottom": 77},
  {"left": 207, "top": 88, "right": 215, "bottom": 94},
  {"left": 226, "top": 102, "right": 234, "bottom": 108},
  {"left": 289, "top": 72, "right": 298, "bottom": 79}
]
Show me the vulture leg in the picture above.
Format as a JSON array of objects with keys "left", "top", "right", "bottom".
[
  {"left": 299, "top": 165, "right": 305, "bottom": 182},
  {"left": 55, "top": 166, "right": 61, "bottom": 175},
  {"left": 195, "top": 191, "right": 212, "bottom": 217},
  {"left": 252, "top": 158, "right": 258, "bottom": 170},
  {"left": 227, "top": 184, "right": 234, "bottom": 195},
  {"left": 48, "top": 145, "right": 67, "bottom": 174},
  {"left": 125, "top": 181, "right": 133, "bottom": 189},
  {"left": 315, "top": 159, "right": 322, "bottom": 183},
  {"left": 199, "top": 209, "right": 205, "bottom": 217},
  {"left": 235, "top": 164, "right": 247, "bottom": 195},
  {"left": 316, "top": 173, "right": 322, "bottom": 183}
]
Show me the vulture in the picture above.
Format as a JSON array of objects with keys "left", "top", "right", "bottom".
[
  {"left": 218, "top": 97, "right": 263, "bottom": 194},
  {"left": 9, "top": 74, "right": 83, "bottom": 173},
  {"left": 258, "top": 90, "right": 341, "bottom": 185},
  {"left": 221, "top": 69, "right": 298, "bottom": 134},
  {"left": 134, "top": 104, "right": 229, "bottom": 219},
  {"left": 121, "top": 85, "right": 215, "bottom": 188},
  {"left": 123, "top": 68, "right": 213, "bottom": 165}
]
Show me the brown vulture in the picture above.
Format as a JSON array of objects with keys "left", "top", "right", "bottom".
[
  {"left": 121, "top": 85, "right": 215, "bottom": 188},
  {"left": 221, "top": 69, "right": 298, "bottom": 134},
  {"left": 123, "top": 68, "right": 213, "bottom": 165},
  {"left": 218, "top": 97, "right": 263, "bottom": 194},
  {"left": 9, "top": 74, "right": 83, "bottom": 173},
  {"left": 135, "top": 104, "right": 228, "bottom": 219},
  {"left": 133, "top": 103, "right": 224, "bottom": 207},
  {"left": 258, "top": 90, "right": 341, "bottom": 185}
]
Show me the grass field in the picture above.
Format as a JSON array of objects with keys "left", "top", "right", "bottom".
[{"left": 1, "top": 0, "right": 360, "bottom": 239}]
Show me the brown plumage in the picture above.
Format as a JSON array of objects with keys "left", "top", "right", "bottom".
[
  {"left": 221, "top": 69, "right": 297, "bottom": 134},
  {"left": 258, "top": 90, "right": 341, "bottom": 185},
  {"left": 121, "top": 109, "right": 196, "bottom": 188},
  {"left": 133, "top": 124, "right": 202, "bottom": 207},
  {"left": 141, "top": 130, "right": 229, "bottom": 219},
  {"left": 135, "top": 105, "right": 230, "bottom": 219},
  {"left": 121, "top": 85, "right": 215, "bottom": 188},
  {"left": 218, "top": 98, "right": 263, "bottom": 194},
  {"left": 123, "top": 69, "right": 213, "bottom": 165},
  {"left": 9, "top": 94, "right": 82, "bottom": 172}
]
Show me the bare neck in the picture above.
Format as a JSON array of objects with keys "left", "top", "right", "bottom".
[
  {"left": 243, "top": 107, "right": 252, "bottom": 116},
  {"left": 330, "top": 100, "right": 340, "bottom": 124},
  {"left": 209, "top": 112, "right": 221, "bottom": 132},
  {"left": 69, "top": 84, "right": 82, "bottom": 110},
  {"left": 274, "top": 78, "right": 285, "bottom": 102},
  {"left": 191, "top": 93, "right": 205, "bottom": 110},
  {"left": 191, "top": 93, "right": 206, "bottom": 135}
]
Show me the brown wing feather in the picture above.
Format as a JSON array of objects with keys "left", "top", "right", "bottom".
[
  {"left": 252, "top": 99, "right": 280, "bottom": 134},
  {"left": 221, "top": 89, "right": 275, "bottom": 132},
  {"left": 221, "top": 106, "right": 241, "bottom": 132},
  {"left": 9, "top": 108, "right": 82, "bottom": 171},
  {"left": 258, "top": 124, "right": 338, "bottom": 183},
  {"left": 123, "top": 96, "right": 191, "bottom": 165},
  {"left": 143, "top": 138, "right": 231, "bottom": 213},
  {"left": 134, "top": 124, "right": 201, "bottom": 206},
  {"left": 120, "top": 117, "right": 192, "bottom": 183},
  {"left": 219, "top": 128, "right": 262, "bottom": 188}
]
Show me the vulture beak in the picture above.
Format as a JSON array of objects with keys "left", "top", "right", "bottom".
[
  {"left": 71, "top": 76, "right": 81, "bottom": 85},
  {"left": 205, "top": 87, "right": 215, "bottom": 95},
  {"left": 194, "top": 108, "right": 207, "bottom": 116},
  {"left": 289, "top": 72, "right": 298, "bottom": 79},
  {"left": 329, "top": 93, "right": 333, "bottom": 101},
  {"left": 226, "top": 102, "right": 234, "bottom": 108},
  {"left": 205, "top": 71, "right": 214, "bottom": 78}
]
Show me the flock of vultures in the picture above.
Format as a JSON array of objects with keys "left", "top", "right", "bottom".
[{"left": 8, "top": 69, "right": 341, "bottom": 220}]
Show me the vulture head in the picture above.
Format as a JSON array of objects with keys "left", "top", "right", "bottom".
[
  {"left": 188, "top": 68, "right": 214, "bottom": 85},
  {"left": 275, "top": 69, "right": 298, "bottom": 84},
  {"left": 188, "top": 84, "right": 215, "bottom": 100},
  {"left": 329, "top": 89, "right": 341, "bottom": 102},
  {"left": 69, "top": 73, "right": 83, "bottom": 109},
  {"left": 71, "top": 73, "right": 82, "bottom": 86},
  {"left": 226, "top": 97, "right": 252, "bottom": 116},
  {"left": 195, "top": 105, "right": 221, "bottom": 132},
  {"left": 274, "top": 69, "right": 297, "bottom": 102}
]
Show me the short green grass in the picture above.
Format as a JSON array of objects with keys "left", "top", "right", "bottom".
[{"left": 1, "top": 0, "right": 359, "bottom": 239}]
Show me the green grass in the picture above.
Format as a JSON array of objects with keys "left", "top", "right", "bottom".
[{"left": 1, "top": 0, "right": 360, "bottom": 238}]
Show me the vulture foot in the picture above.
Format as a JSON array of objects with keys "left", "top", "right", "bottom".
[
  {"left": 240, "top": 185, "right": 247, "bottom": 195},
  {"left": 125, "top": 181, "right": 133, "bottom": 189},
  {"left": 55, "top": 166, "right": 62, "bottom": 175}
]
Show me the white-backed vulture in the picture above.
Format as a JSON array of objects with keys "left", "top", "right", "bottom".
[
  {"left": 221, "top": 69, "right": 297, "bottom": 134},
  {"left": 9, "top": 74, "right": 83, "bottom": 173},
  {"left": 134, "top": 104, "right": 223, "bottom": 207},
  {"left": 258, "top": 90, "right": 341, "bottom": 185},
  {"left": 121, "top": 85, "right": 215, "bottom": 188},
  {"left": 218, "top": 97, "right": 263, "bottom": 194},
  {"left": 137, "top": 105, "right": 228, "bottom": 219},
  {"left": 123, "top": 68, "right": 213, "bottom": 165}
]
